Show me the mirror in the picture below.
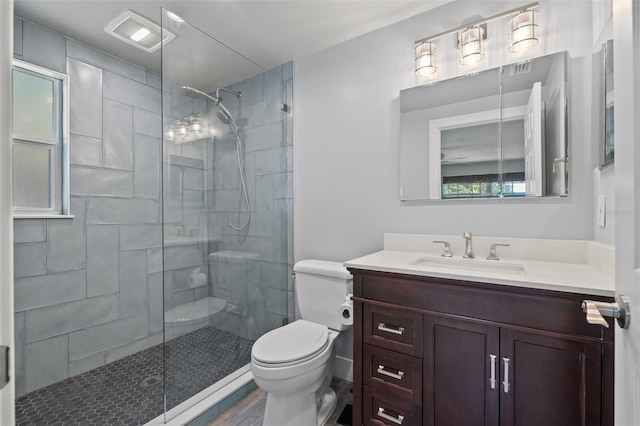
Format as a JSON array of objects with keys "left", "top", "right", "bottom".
[
  {"left": 602, "top": 39, "right": 614, "bottom": 166},
  {"left": 400, "top": 51, "right": 568, "bottom": 200}
]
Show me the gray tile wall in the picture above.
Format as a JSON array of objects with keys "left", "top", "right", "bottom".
[
  {"left": 13, "top": 18, "right": 163, "bottom": 397},
  {"left": 12, "top": 17, "right": 295, "bottom": 400}
]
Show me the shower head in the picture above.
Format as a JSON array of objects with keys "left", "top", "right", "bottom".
[
  {"left": 180, "top": 86, "right": 237, "bottom": 127},
  {"left": 181, "top": 86, "right": 220, "bottom": 104},
  {"left": 216, "top": 103, "right": 234, "bottom": 125}
]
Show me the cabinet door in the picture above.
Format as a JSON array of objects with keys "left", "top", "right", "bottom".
[
  {"left": 499, "top": 328, "right": 603, "bottom": 426},
  {"left": 424, "top": 315, "right": 499, "bottom": 426}
]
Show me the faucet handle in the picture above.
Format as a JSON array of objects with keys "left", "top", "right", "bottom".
[
  {"left": 487, "top": 243, "right": 510, "bottom": 261},
  {"left": 433, "top": 241, "right": 453, "bottom": 257}
]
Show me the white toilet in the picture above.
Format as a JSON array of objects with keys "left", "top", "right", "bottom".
[{"left": 250, "top": 260, "right": 353, "bottom": 426}]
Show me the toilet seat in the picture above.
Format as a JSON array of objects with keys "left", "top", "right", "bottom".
[{"left": 252, "top": 320, "right": 329, "bottom": 367}]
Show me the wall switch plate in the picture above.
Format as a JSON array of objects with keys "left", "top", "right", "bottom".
[{"left": 597, "top": 195, "right": 606, "bottom": 228}]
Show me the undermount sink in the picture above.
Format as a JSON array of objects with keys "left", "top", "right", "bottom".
[{"left": 410, "top": 256, "right": 526, "bottom": 275}]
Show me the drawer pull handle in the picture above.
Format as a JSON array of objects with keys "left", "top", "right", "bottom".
[
  {"left": 377, "top": 365, "right": 405, "bottom": 380},
  {"left": 378, "top": 407, "right": 405, "bottom": 425},
  {"left": 502, "top": 357, "right": 510, "bottom": 393},
  {"left": 489, "top": 354, "right": 497, "bottom": 390},
  {"left": 378, "top": 323, "right": 405, "bottom": 335}
]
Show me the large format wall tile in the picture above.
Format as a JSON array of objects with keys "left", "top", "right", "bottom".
[
  {"left": 47, "top": 197, "right": 86, "bottom": 273},
  {"left": 25, "top": 335, "right": 69, "bottom": 393},
  {"left": 87, "top": 197, "right": 159, "bottom": 224},
  {"left": 133, "top": 133, "right": 160, "bottom": 198},
  {"left": 134, "top": 108, "right": 162, "bottom": 138},
  {"left": 14, "top": 270, "right": 86, "bottom": 312},
  {"left": 13, "top": 219, "right": 46, "bottom": 243},
  {"left": 86, "top": 224, "right": 120, "bottom": 296},
  {"left": 68, "top": 58, "right": 102, "bottom": 139},
  {"left": 22, "top": 21, "right": 66, "bottom": 73},
  {"left": 71, "top": 166, "right": 133, "bottom": 197},
  {"left": 67, "top": 39, "right": 146, "bottom": 83},
  {"left": 25, "top": 294, "right": 119, "bottom": 343},
  {"left": 14, "top": 243, "right": 46, "bottom": 278},
  {"left": 103, "top": 71, "right": 161, "bottom": 114},
  {"left": 119, "top": 250, "right": 148, "bottom": 318},
  {"left": 120, "top": 224, "right": 162, "bottom": 250},
  {"left": 14, "top": 312, "right": 26, "bottom": 397},
  {"left": 69, "top": 315, "right": 148, "bottom": 361},
  {"left": 70, "top": 134, "right": 103, "bottom": 167},
  {"left": 103, "top": 99, "right": 134, "bottom": 170}
]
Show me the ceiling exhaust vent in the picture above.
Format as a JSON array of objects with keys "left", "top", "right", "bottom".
[{"left": 105, "top": 10, "right": 175, "bottom": 53}]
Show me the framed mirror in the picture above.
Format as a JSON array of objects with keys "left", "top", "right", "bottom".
[{"left": 400, "top": 51, "right": 568, "bottom": 200}]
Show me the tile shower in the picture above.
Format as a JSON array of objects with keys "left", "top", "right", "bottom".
[{"left": 12, "top": 15, "right": 293, "bottom": 425}]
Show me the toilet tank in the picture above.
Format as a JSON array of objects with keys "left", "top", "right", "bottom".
[{"left": 294, "top": 260, "right": 353, "bottom": 331}]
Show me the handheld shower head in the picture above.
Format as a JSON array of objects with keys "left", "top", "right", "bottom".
[{"left": 216, "top": 103, "right": 234, "bottom": 125}]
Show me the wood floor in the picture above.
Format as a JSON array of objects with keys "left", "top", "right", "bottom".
[{"left": 208, "top": 378, "right": 353, "bottom": 426}]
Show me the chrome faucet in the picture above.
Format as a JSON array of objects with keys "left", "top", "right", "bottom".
[{"left": 462, "top": 232, "right": 474, "bottom": 259}]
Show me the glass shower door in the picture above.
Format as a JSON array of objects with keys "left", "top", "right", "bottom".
[{"left": 160, "top": 9, "right": 293, "bottom": 420}]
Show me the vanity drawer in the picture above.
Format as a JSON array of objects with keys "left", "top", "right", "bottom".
[
  {"left": 363, "top": 344, "right": 422, "bottom": 404},
  {"left": 363, "top": 304, "right": 423, "bottom": 357},
  {"left": 363, "top": 385, "right": 422, "bottom": 426}
]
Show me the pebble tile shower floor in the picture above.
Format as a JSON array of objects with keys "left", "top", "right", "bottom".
[{"left": 15, "top": 326, "right": 255, "bottom": 426}]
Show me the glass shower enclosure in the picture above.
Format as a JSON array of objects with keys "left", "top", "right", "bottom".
[{"left": 160, "top": 9, "right": 294, "bottom": 420}]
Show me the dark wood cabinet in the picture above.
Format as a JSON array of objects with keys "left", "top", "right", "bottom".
[
  {"left": 350, "top": 268, "right": 614, "bottom": 426},
  {"left": 424, "top": 315, "right": 499, "bottom": 426}
]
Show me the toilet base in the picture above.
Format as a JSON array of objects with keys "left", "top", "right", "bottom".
[
  {"left": 317, "top": 387, "right": 337, "bottom": 426},
  {"left": 262, "top": 386, "right": 337, "bottom": 426}
]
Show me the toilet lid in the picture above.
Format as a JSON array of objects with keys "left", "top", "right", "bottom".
[{"left": 252, "top": 320, "right": 329, "bottom": 364}]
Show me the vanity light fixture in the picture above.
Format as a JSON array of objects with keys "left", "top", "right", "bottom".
[
  {"left": 414, "top": 1, "right": 539, "bottom": 78},
  {"left": 189, "top": 116, "right": 203, "bottom": 135},
  {"left": 415, "top": 41, "right": 438, "bottom": 76},
  {"left": 508, "top": 9, "right": 538, "bottom": 53},
  {"left": 165, "top": 125, "right": 176, "bottom": 141},
  {"left": 458, "top": 25, "right": 486, "bottom": 65},
  {"left": 176, "top": 120, "right": 189, "bottom": 138},
  {"left": 165, "top": 114, "right": 207, "bottom": 144}
]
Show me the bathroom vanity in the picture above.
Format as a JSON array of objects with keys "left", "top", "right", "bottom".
[{"left": 346, "top": 237, "right": 615, "bottom": 426}]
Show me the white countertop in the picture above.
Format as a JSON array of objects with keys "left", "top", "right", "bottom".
[{"left": 344, "top": 250, "right": 615, "bottom": 297}]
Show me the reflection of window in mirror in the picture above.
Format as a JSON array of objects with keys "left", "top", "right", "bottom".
[{"left": 440, "top": 119, "right": 527, "bottom": 199}]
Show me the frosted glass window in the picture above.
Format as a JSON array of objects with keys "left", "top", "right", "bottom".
[
  {"left": 12, "top": 69, "right": 56, "bottom": 142},
  {"left": 12, "top": 59, "right": 69, "bottom": 217},
  {"left": 12, "top": 144, "right": 52, "bottom": 209}
]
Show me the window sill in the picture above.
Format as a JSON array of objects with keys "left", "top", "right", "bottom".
[{"left": 13, "top": 214, "right": 75, "bottom": 220}]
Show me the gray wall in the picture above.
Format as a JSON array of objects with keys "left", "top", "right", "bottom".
[
  {"left": 294, "top": 0, "right": 596, "bottom": 265},
  {"left": 13, "top": 18, "right": 163, "bottom": 397}
]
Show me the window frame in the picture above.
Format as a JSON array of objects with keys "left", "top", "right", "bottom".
[{"left": 11, "top": 59, "right": 70, "bottom": 218}]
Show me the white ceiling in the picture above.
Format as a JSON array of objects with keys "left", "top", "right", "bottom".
[{"left": 15, "top": 0, "right": 450, "bottom": 90}]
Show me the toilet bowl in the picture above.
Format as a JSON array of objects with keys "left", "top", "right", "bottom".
[
  {"left": 251, "top": 321, "right": 339, "bottom": 426},
  {"left": 250, "top": 260, "right": 353, "bottom": 426}
]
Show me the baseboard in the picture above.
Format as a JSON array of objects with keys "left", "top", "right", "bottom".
[{"left": 334, "top": 355, "right": 353, "bottom": 382}]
